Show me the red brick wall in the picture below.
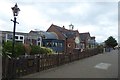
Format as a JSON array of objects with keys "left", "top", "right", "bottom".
[{"left": 67, "top": 38, "right": 76, "bottom": 54}]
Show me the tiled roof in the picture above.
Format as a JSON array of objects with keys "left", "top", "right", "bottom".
[
  {"left": 50, "top": 24, "right": 78, "bottom": 38},
  {"left": 79, "top": 32, "right": 90, "bottom": 41},
  {"left": 91, "top": 36, "right": 95, "bottom": 39},
  {"left": 29, "top": 30, "right": 58, "bottom": 39}
]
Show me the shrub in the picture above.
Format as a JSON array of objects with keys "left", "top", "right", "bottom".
[
  {"left": 45, "top": 47, "right": 53, "bottom": 54},
  {"left": 14, "top": 43, "right": 25, "bottom": 57},
  {"left": 2, "top": 41, "right": 25, "bottom": 58},
  {"left": 39, "top": 47, "right": 47, "bottom": 54},
  {"left": 30, "top": 45, "right": 41, "bottom": 55},
  {"left": 97, "top": 45, "right": 104, "bottom": 53},
  {"left": 30, "top": 46, "right": 54, "bottom": 55},
  {"left": 40, "top": 47, "right": 53, "bottom": 54},
  {"left": 2, "top": 41, "right": 54, "bottom": 57},
  {"left": 2, "top": 41, "right": 12, "bottom": 58}
]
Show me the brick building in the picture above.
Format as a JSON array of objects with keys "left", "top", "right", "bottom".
[
  {"left": 79, "top": 32, "right": 96, "bottom": 49},
  {"left": 79, "top": 32, "right": 91, "bottom": 49},
  {"left": 47, "top": 24, "right": 80, "bottom": 54}
]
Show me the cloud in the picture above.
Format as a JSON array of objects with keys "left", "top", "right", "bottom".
[
  {"left": 67, "top": 3, "right": 91, "bottom": 16},
  {"left": 0, "top": 0, "right": 118, "bottom": 43},
  {"left": 46, "top": 8, "right": 60, "bottom": 15}
]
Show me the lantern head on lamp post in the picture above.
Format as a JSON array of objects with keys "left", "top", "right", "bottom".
[
  {"left": 11, "top": 3, "right": 20, "bottom": 57},
  {"left": 11, "top": 3, "right": 20, "bottom": 17}
]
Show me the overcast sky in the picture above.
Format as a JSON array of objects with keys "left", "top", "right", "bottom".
[{"left": 0, "top": 0, "right": 119, "bottom": 43}]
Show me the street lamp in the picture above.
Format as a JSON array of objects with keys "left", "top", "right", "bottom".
[{"left": 11, "top": 3, "right": 20, "bottom": 57}]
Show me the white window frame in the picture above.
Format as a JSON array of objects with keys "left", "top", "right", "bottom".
[{"left": 6, "top": 34, "right": 24, "bottom": 43}]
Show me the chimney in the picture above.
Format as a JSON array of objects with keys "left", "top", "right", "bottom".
[{"left": 63, "top": 26, "right": 65, "bottom": 29}]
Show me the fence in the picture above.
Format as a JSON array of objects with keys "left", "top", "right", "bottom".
[{"left": 2, "top": 48, "right": 103, "bottom": 79}]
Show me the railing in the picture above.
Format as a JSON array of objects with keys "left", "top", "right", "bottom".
[{"left": 2, "top": 48, "right": 103, "bottom": 79}]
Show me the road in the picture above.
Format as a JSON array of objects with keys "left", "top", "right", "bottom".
[{"left": 21, "top": 50, "right": 118, "bottom": 78}]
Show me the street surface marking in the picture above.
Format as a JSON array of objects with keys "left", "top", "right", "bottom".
[{"left": 94, "top": 63, "right": 111, "bottom": 70}]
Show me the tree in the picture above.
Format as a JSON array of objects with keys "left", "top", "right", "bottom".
[{"left": 105, "top": 36, "right": 118, "bottom": 48}]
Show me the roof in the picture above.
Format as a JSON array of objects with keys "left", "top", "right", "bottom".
[
  {"left": 42, "top": 32, "right": 58, "bottom": 39},
  {"left": 79, "top": 32, "right": 90, "bottom": 41},
  {"left": 29, "top": 30, "right": 58, "bottom": 39},
  {"left": 50, "top": 24, "right": 79, "bottom": 38},
  {"left": 91, "top": 36, "right": 95, "bottom": 39},
  {"left": 1, "top": 31, "right": 28, "bottom": 36}
]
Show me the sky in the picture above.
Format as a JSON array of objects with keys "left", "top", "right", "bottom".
[{"left": 0, "top": 0, "right": 119, "bottom": 43}]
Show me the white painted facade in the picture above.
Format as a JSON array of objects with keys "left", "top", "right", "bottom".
[{"left": 6, "top": 34, "right": 24, "bottom": 43}]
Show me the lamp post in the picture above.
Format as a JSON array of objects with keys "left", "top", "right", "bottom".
[{"left": 11, "top": 3, "right": 20, "bottom": 57}]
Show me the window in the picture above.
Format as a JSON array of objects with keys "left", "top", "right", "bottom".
[
  {"left": 60, "top": 43, "right": 63, "bottom": 47},
  {"left": 38, "top": 42, "right": 40, "bottom": 46},
  {"left": 53, "top": 42, "right": 58, "bottom": 47},
  {"left": 46, "top": 41, "right": 52, "bottom": 47},
  {"left": 20, "top": 36, "right": 23, "bottom": 40},
  {"left": 55, "top": 42, "right": 58, "bottom": 47},
  {"left": 37, "top": 37, "right": 41, "bottom": 41},
  {"left": 7, "top": 34, "right": 13, "bottom": 39},
  {"left": 58, "top": 43, "right": 63, "bottom": 47},
  {"left": 15, "top": 36, "right": 18, "bottom": 39},
  {"left": 68, "top": 43, "right": 71, "bottom": 47},
  {"left": 53, "top": 42, "right": 56, "bottom": 47}
]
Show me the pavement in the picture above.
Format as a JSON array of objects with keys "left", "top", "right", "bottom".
[{"left": 20, "top": 50, "right": 118, "bottom": 78}]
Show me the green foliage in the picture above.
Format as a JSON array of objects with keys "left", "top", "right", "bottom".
[
  {"left": 2, "top": 41, "right": 12, "bottom": 58},
  {"left": 97, "top": 45, "right": 103, "bottom": 53},
  {"left": 39, "top": 47, "right": 46, "bottom": 54},
  {"left": 97, "top": 44, "right": 104, "bottom": 48},
  {"left": 105, "top": 36, "right": 118, "bottom": 48},
  {"left": 14, "top": 43, "right": 25, "bottom": 56},
  {"left": 46, "top": 48, "right": 53, "bottom": 54},
  {"left": 30, "top": 45, "right": 41, "bottom": 55},
  {"left": 2, "top": 41, "right": 54, "bottom": 57},
  {"left": 30, "top": 46, "right": 53, "bottom": 55},
  {"left": 40, "top": 47, "right": 53, "bottom": 54},
  {"left": 2, "top": 41, "right": 25, "bottom": 58}
]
